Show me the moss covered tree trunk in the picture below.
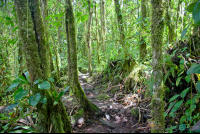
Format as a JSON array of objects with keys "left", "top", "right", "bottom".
[
  {"left": 87, "top": 0, "right": 93, "bottom": 76},
  {"left": 114, "top": 0, "right": 134, "bottom": 77},
  {"left": 95, "top": 1, "right": 100, "bottom": 65},
  {"left": 151, "top": 0, "right": 165, "bottom": 133},
  {"left": 140, "top": 0, "right": 147, "bottom": 61},
  {"left": 100, "top": 0, "right": 106, "bottom": 52},
  {"left": 165, "top": 0, "right": 175, "bottom": 43},
  {"left": 65, "top": 0, "right": 100, "bottom": 119},
  {"left": 15, "top": 0, "right": 71, "bottom": 133},
  {"left": 18, "top": 37, "right": 23, "bottom": 74}
]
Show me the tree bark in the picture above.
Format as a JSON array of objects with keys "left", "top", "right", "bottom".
[
  {"left": 151, "top": 0, "right": 165, "bottom": 133},
  {"left": 139, "top": 0, "right": 147, "bottom": 61},
  {"left": 87, "top": 0, "right": 93, "bottom": 76},
  {"left": 100, "top": 0, "right": 106, "bottom": 52},
  {"left": 15, "top": 0, "right": 72, "bottom": 132},
  {"left": 94, "top": 1, "right": 100, "bottom": 65},
  {"left": 165, "top": 0, "right": 175, "bottom": 43},
  {"left": 65, "top": 0, "right": 100, "bottom": 119}
]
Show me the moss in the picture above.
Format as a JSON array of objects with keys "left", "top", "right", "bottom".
[
  {"left": 72, "top": 108, "right": 84, "bottom": 121},
  {"left": 131, "top": 108, "right": 139, "bottom": 116},
  {"left": 97, "top": 93, "right": 110, "bottom": 100}
]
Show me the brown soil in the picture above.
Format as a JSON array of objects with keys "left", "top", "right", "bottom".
[{"left": 62, "top": 73, "right": 150, "bottom": 133}]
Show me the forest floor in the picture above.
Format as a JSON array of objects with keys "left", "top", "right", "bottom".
[{"left": 62, "top": 73, "right": 150, "bottom": 133}]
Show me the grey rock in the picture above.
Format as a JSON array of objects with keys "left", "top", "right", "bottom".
[
  {"left": 191, "top": 120, "right": 200, "bottom": 132},
  {"left": 99, "top": 119, "right": 116, "bottom": 129}
]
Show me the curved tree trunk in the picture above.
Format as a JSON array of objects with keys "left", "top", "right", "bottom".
[
  {"left": 65, "top": 0, "right": 100, "bottom": 119},
  {"left": 15, "top": 0, "right": 71, "bottom": 132},
  {"left": 151, "top": 0, "right": 165, "bottom": 133}
]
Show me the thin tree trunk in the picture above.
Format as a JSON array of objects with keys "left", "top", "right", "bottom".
[
  {"left": 151, "top": 0, "right": 165, "bottom": 133},
  {"left": 65, "top": 0, "right": 101, "bottom": 119},
  {"left": 87, "top": 0, "right": 93, "bottom": 76},
  {"left": 165, "top": 0, "right": 176, "bottom": 43},
  {"left": 94, "top": 1, "right": 100, "bottom": 65},
  {"left": 100, "top": 0, "right": 105, "bottom": 52},
  {"left": 140, "top": 0, "right": 147, "bottom": 61}
]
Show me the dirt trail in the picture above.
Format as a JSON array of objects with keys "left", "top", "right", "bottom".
[{"left": 70, "top": 73, "right": 149, "bottom": 133}]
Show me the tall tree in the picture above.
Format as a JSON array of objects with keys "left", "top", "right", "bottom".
[
  {"left": 94, "top": 1, "right": 100, "bottom": 65},
  {"left": 65, "top": 0, "right": 101, "bottom": 119},
  {"left": 151, "top": 0, "right": 165, "bottom": 133},
  {"left": 140, "top": 0, "right": 147, "bottom": 61},
  {"left": 15, "top": 0, "right": 71, "bottom": 132},
  {"left": 165, "top": 0, "right": 176, "bottom": 43},
  {"left": 87, "top": 0, "right": 93, "bottom": 76},
  {"left": 100, "top": 0, "right": 106, "bottom": 52},
  {"left": 114, "top": 0, "right": 134, "bottom": 77}
]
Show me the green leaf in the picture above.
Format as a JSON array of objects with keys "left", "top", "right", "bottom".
[
  {"left": 81, "top": 15, "right": 88, "bottom": 23},
  {"left": 185, "top": 108, "right": 191, "bottom": 117},
  {"left": 196, "top": 81, "right": 200, "bottom": 93},
  {"left": 76, "top": 12, "right": 82, "bottom": 17},
  {"left": 167, "top": 102, "right": 175, "bottom": 110},
  {"left": 181, "top": 28, "right": 187, "bottom": 40},
  {"left": 181, "top": 88, "right": 190, "bottom": 98},
  {"left": 164, "top": 112, "right": 168, "bottom": 118},
  {"left": 40, "top": 97, "right": 47, "bottom": 104},
  {"left": 185, "top": 98, "right": 197, "bottom": 106},
  {"left": 53, "top": 101, "right": 58, "bottom": 106},
  {"left": 13, "top": 87, "right": 23, "bottom": 97},
  {"left": 14, "top": 89, "right": 29, "bottom": 102},
  {"left": 47, "top": 77, "right": 54, "bottom": 82},
  {"left": 190, "top": 104, "right": 196, "bottom": 112},
  {"left": 5, "top": 16, "right": 11, "bottom": 20},
  {"left": 185, "top": 75, "right": 191, "bottom": 83},
  {"left": 38, "top": 81, "right": 51, "bottom": 89},
  {"left": 187, "top": 64, "right": 200, "bottom": 75},
  {"left": 34, "top": 79, "right": 43, "bottom": 85},
  {"left": 58, "top": 86, "right": 69, "bottom": 99},
  {"left": 192, "top": 1, "right": 200, "bottom": 25},
  {"left": 12, "top": 26, "right": 19, "bottom": 32},
  {"left": 169, "top": 94, "right": 180, "bottom": 103},
  {"left": 6, "top": 82, "right": 20, "bottom": 92},
  {"left": 171, "top": 100, "right": 183, "bottom": 113},
  {"left": 169, "top": 112, "right": 176, "bottom": 118},
  {"left": 17, "top": 75, "right": 28, "bottom": 84},
  {"left": 180, "top": 115, "right": 187, "bottom": 124},
  {"left": 24, "top": 71, "right": 31, "bottom": 83},
  {"left": 29, "top": 93, "right": 41, "bottom": 106},
  {"left": 5, "top": 102, "right": 19, "bottom": 111},
  {"left": 179, "top": 124, "right": 186, "bottom": 131},
  {"left": 187, "top": 2, "right": 197, "bottom": 12}
]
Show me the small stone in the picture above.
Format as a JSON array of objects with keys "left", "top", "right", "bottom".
[
  {"left": 105, "top": 114, "right": 110, "bottom": 121},
  {"left": 99, "top": 119, "right": 116, "bottom": 129}
]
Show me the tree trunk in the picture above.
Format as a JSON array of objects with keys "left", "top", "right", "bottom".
[
  {"left": 114, "top": 0, "right": 134, "bottom": 77},
  {"left": 18, "top": 38, "right": 23, "bottom": 74},
  {"left": 140, "top": 0, "right": 147, "bottom": 61},
  {"left": 15, "top": 0, "right": 72, "bottom": 132},
  {"left": 165, "top": 0, "right": 175, "bottom": 43},
  {"left": 151, "top": 0, "right": 165, "bottom": 133},
  {"left": 65, "top": 0, "right": 101, "bottom": 119},
  {"left": 100, "top": 0, "right": 106, "bottom": 52},
  {"left": 87, "top": 0, "right": 93, "bottom": 76},
  {"left": 114, "top": 0, "right": 127, "bottom": 57},
  {"left": 94, "top": 1, "right": 100, "bottom": 65}
]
